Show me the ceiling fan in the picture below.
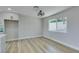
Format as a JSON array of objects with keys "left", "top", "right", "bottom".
[{"left": 33, "top": 6, "right": 45, "bottom": 16}]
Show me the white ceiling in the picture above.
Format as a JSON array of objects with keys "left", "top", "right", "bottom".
[{"left": 0, "top": 6, "right": 71, "bottom": 18}]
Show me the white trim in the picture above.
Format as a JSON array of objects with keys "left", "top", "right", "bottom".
[
  {"left": 43, "top": 35, "right": 79, "bottom": 51},
  {"left": 6, "top": 35, "right": 42, "bottom": 41},
  {"left": 6, "top": 38, "right": 18, "bottom": 41},
  {"left": 18, "top": 35, "right": 42, "bottom": 40}
]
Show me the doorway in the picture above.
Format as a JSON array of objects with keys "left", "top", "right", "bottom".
[{"left": 4, "top": 20, "right": 18, "bottom": 41}]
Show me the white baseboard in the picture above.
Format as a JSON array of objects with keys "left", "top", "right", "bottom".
[
  {"left": 18, "top": 35, "right": 42, "bottom": 40},
  {"left": 43, "top": 35, "right": 79, "bottom": 51},
  {"left": 6, "top": 35, "right": 42, "bottom": 41},
  {"left": 6, "top": 38, "right": 18, "bottom": 41}
]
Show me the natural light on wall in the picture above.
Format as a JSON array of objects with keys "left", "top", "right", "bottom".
[{"left": 48, "top": 17, "right": 67, "bottom": 33}]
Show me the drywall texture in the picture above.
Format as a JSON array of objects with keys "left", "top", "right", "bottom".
[
  {"left": 18, "top": 14, "right": 42, "bottom": 39},
  {"left": 43, "top": 7, "right": 79, "bottom": 49}
]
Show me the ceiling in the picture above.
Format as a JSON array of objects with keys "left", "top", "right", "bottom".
[{"left": 0, "top": 6, "right": 71, "bottom": 18}]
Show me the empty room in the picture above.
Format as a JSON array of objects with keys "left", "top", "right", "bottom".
[{"left": 0, "top": 6, "right": 79, "bottom": 53}]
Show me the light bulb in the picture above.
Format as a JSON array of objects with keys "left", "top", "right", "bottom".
[{"left": 8, "top": 8, "right": 12, "bottom": 10}]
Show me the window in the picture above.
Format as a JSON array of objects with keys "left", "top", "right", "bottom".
[
  {"left": 0, "top": 25, "right": 4, "bottom": 32},
  {"left": 48, "top": 19, "right": 67, "bottom": 33}
]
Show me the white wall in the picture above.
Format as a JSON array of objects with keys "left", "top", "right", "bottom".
[
  {"left": 18, "top": 14, "right": 42, "bottom": 39},
  {"left": 0, "top": 35, "right": 5, "bottom": 53},
  {"left": 0, "top": 12, "right": 19, "bottom": 34},
  {"left": 2, "top": 13, "right": 19, "bottom": 20},
  {"left": 0, "top": 12, "right": 42, "bottom": 40},
  {"left": 42, "top": 7, "right": 79, "bottom": 50}
]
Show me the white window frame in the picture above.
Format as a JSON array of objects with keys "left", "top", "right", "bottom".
[{"left": 48, "top": 19, "right": 67, "bottom": 33}]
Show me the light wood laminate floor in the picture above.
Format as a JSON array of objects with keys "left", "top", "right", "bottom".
[{"left": 6, "top": 37, "right": 79, "bottom": 53}]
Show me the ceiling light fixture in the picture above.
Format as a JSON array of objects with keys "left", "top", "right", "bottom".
[
  {"left": 7, "top": 8, "right": 16, "bottom": 12},
  {"left": 8, "top": 8, "right": 12, "bottom": 10},
  {"left": 38, "top": 10, "right": 45, "bottom": 16},
  {"left": 33, "top": 6, "right": 45, "bottom": 16}
]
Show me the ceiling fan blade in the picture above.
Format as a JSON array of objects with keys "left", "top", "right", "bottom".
[{"left": 37, "top": 10, "right": 45, "bottom": 16}]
